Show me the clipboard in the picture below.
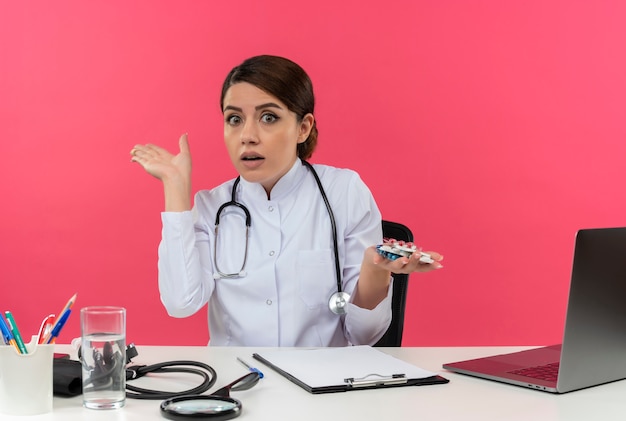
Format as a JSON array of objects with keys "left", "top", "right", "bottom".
[{"left": 252, "top": 345, "right": 449, "bottom": 394}]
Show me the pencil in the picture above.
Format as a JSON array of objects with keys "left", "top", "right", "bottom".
[
  {"left": 44, "top": 293, "right": 77, "bottom": 343},
  {"left": 57, "top": 293, "right": 77, "bottom": 318}
]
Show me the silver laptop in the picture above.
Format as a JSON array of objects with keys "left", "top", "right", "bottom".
[{"left": 443, "top": 227, "right": 626, "bottom": 393}]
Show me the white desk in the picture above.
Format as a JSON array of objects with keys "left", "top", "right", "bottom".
[{"left": 6, "top": 346, "right": 626, "bottom": 420}]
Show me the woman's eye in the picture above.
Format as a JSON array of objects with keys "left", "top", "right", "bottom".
[
  {"left": 260, "top": 113, "right": 278, "bottom": 124},
  {"left": 226, "top": 115, "right": 241, "bottom": 125}
]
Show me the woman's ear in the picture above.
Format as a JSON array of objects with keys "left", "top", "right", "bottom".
[{"left": 297, "top": 113, "right": 315, "bottom": 144}]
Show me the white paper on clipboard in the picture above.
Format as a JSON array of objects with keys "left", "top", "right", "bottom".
[{"left": 253, "top": 345, "right": 438, "bottom": 390}]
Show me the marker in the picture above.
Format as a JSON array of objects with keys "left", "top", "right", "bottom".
[
  {"left": 0, "top": 315, "right": 20, "bottom": 353},
  {"left": 46, "top": 309, "right": 71, "bottom": 344},
  {"left": 37, "top": 314, "right": 56, "bottom": 344},
  {"left": 4, "top": 312, "right": 28, "bottom": 354},
  {"left": 237, "top": 357, "right": 264, "bottom": 378}
]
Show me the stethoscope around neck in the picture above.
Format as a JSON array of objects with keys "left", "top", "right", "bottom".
[{"left": 212, "top": 160, "right": 349, "bottom": 315}]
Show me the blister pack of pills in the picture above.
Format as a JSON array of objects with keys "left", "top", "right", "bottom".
[{"left": 376, "top": 239, "right": 434, "bottom": 264}]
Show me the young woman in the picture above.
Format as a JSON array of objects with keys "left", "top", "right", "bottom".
[{"left": 130, "top": 55, "right": 443, "bottom": 346}]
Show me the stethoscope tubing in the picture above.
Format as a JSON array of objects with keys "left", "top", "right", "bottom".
[
  {"left": 213, "top": 177, "right": 251, "bottom": 279},
  {"left": 212, "top": 161, "right": 347, "bottom": 314},
  {"left": 303, "top": 161, "right": 343, "bottom": 297}
]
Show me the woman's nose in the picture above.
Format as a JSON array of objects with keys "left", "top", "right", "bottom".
[{"left": 240, "top": 120, "right": 259, "bottom": 144}]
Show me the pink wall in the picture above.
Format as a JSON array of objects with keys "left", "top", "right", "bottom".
[{"left": 2, "top": 1, "right": 625, "bottom": 346}]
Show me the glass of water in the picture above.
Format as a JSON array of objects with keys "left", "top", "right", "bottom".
[{"left": 80, "top": 306, "right": 126, "bottom": 410}]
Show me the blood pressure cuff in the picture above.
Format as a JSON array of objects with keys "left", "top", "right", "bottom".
[{"left": 53, "top": 358, "right": 83, "bottom": 397}]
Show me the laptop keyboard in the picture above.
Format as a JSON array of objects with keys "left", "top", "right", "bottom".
[{"left": 509, "top": 362, "right": 560, "bottom": 382}]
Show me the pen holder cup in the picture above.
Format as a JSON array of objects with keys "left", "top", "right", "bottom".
[{"left": 0, "top": 336, "right": 55, "bottom": 416}]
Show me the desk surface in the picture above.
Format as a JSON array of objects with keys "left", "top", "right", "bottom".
[{"left": 6, "top": 345, "right": 626, "bottom": 421}]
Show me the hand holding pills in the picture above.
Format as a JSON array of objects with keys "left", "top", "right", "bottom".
[{"left": 376, "top": 240, "right": 434, "bottom": 264}]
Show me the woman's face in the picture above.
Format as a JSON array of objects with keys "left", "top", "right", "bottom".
[{"left": 222, "top": 82, "right": 313, "bottom": 195}]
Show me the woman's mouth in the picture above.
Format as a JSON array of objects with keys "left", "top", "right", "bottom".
[{"left": 240, "top": 154, "right": 265, "bottom": 169}]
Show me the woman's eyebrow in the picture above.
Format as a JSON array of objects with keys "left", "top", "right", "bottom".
[
  {"left": 223, "top": 105, "right": 242, "bottom": 113},
  {"left": 223, "top": 103, "right": 284, "bottom": 113},
  {"left": 255, "top": 102, "right": 283, "bottom": 111}
]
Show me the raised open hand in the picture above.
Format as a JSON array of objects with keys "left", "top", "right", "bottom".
[
  {"left": 130, "top": 133, "right": 193, "bottom": 211},
  {"left": 130, "top": 133, "right": 191, "bottom": 183}
]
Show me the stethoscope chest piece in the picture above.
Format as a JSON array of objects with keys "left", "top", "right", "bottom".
[
  {"left": 328, "top": 291, "right": 350, "bottom": 315},
  {"left": 161, "top": 395, "right": 242, "bottom": 421}
]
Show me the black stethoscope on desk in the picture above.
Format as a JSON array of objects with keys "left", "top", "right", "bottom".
[
  {"left": 79, "top": 343, "right": 260, "bottom": 420},
  {"left": 212, "top": 160, "right": 350, "bottom": 315}
]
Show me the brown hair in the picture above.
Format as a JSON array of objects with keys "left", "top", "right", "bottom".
[{"left": 220, "top": 55, "right": 318, "bottom": 160}]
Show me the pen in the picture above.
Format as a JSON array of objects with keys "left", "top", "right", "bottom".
[
  {"left": 46, "top": 309, "right": 72, "bottom": 344},
  {"left": 237, "top": 357, "right": 264, "bottom": 378},
  {"left": 0, "top": 315, "right": 11, "bottom": 344},
  {"left": 4, "top": 311, "right": 28, "bottom": 354},
  {"left": 0, "top": 315, "right": 20, "bottom": 353}
]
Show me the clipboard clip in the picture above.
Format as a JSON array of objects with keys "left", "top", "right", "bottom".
[{"left": 344, "top": 373, "right": 407, "bottom": 388}]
